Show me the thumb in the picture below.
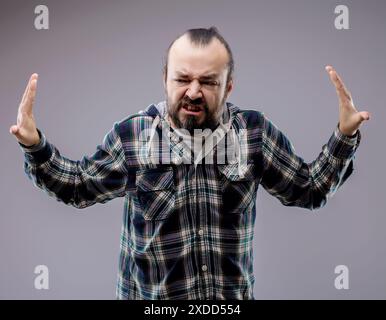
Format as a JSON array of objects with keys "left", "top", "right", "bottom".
[
  {"left": 358, "top": 111, "right": 371, "bottom": 121},
  {"left": 9, "top": 125, "right": 19, "bottom": 135},
  {"left": 9, "top": 125, "right": 24, "bottom": 143}
]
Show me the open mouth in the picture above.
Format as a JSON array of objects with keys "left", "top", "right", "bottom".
[{"left": 181, "top": 104, "right": 204, "bottom": 115}]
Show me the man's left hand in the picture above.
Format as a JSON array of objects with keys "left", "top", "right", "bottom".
[{"left": 326, "top": 65, "right": 370, "bottom": 136}]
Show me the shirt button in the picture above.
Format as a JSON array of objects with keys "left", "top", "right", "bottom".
[
  {"left": 201, "top": 265, "right": 207, "bottom": 272},
  {"left": 198, "top": 229, "right": 204, "bottom": 236}
]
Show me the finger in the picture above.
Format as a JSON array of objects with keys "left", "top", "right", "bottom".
[
  {"left": 20, "top": 75, "right": 33, "bottom": 106},
  {"left": 325, "top": 66, "right": 352, "bottom": 103},
  {"left": 20, "top": 76, "right": 38, "bottom": 115},
  {"left": 20, "top": 73, "right": 38, "bottom": 106},
  {"left": 325, "top": 66, "right": 348, "bottom": 94}
]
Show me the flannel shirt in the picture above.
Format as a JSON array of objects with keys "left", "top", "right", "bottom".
[{"left": 20, "top": 100, "right": 361, "bottom": 299}]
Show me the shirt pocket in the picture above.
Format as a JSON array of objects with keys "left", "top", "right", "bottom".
[
  {"left": 217, "top": 162, "right": 256, "bottom": 214},
  {"left": 135, "top": 167, "right": 175, "bottom": 220}
]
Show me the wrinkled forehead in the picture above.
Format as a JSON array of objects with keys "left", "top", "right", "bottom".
[{"left": 167, "top": 35, "right": 229, "bottom": 78}]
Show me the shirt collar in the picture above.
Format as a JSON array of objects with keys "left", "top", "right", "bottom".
[{"left": 144, "top": 100, "right": 241, "bottom": 166}]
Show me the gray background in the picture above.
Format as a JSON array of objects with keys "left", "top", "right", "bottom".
[{"left": 0, "top": 0, "right": 385, "bottom": 299}]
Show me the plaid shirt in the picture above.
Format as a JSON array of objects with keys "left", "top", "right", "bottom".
[{"left": 20, "top": 100, "right": 361, "bottom": 300}]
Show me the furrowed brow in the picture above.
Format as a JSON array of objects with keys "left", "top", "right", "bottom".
[
  {"left": 175, "top": 71, "right": 219, "bottom": 80},
  {"left": 200, "top": 73, "right": 219, "bottom": 79},
  {"left": 175, "top": 71, "right": 189, "bottom": 77}
]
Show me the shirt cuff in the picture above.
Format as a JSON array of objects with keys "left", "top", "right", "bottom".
[
  {"left": 325, "top": 123, "right": 361, "bottom": 164},
  {"left": 19, "top": 129, "right": 53, "bottom": 165}
]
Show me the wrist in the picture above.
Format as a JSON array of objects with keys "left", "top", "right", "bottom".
[
  {"left": 338, "top": 123, "right": 357, "bottom": 137},
  {"left": 20, "top": 130, "right": 41, "bottom": 148}
]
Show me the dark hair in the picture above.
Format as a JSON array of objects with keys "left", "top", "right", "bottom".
[{"left": 163, "top": 26, "right": 234, "bottom": 84}]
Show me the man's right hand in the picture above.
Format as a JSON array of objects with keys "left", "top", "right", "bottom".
[{"left": 10, "top": 73, "right": 40, "bottom": 147}]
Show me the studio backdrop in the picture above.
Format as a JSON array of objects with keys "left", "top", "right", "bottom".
[{"left": 0, "top": 0, "right": 384, "bottom": 299}]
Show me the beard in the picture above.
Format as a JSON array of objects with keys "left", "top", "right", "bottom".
[{"left": 166, "top": 96, "right": 224, "bottom": 134}]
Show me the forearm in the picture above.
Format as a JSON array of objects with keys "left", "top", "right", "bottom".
[
  {"left": 20, "top": 126, "right": 129, "bottom": 209},
  {"left": 261, "top": 118, "right": 361, "bottom": 210}
]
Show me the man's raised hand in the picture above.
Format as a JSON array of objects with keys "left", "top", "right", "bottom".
[
  {"left": 325, "top": 65, "right": 370, "bottom": 136},
  {"left": 10, "top": 73, "right": 40, "bottom": 146}
]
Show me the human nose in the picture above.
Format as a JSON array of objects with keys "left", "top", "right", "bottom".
[{"left": 186, "top": 79, "right": 202, "bottom": 100}]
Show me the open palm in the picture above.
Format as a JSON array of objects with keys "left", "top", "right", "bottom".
[
  {"left": 10, "top": 73, "right": 40, "bottom": 146},
  {"left": 325, "top": 65, "right": 370, "bottom": 136}
]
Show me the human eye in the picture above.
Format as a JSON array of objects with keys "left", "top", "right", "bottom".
[
  {"left": 202, "top": 80, "right": 219, "bottom": 86},
  {"left": 175, "top": 78, "right": 189, "bottom": 84}
]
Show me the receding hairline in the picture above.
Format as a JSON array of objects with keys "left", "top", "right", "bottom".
[
  {"left": 163, "top": 27, "right": 234, "bottom": 83},
  {"left": 171, "top": 32, "right": 224, "bottom": 49},
  {"left": 167, "top": 35, "right": 229, "bottom": 69}
]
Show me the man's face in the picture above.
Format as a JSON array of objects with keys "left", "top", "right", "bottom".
[{"left": 164, "top": 35, "right": 233, "bottom": 133}]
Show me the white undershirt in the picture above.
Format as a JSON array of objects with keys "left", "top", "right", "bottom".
[{"left": 167, "top": 109, "right": 231, "bottom": 165}]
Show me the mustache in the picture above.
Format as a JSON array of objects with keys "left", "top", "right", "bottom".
[{"left": 178, "top": 97, "right": 207, "bottom": 110}]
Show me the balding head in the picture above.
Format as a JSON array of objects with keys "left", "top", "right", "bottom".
[{"left": 163, "top": 27, "right": 234, "bottom": 85}]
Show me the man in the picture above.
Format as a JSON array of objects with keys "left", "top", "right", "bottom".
[{"left": 10, "top": 27, "right": 370, "bottom": 300}]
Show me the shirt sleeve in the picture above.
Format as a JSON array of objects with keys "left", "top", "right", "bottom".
[
  {"left": 20, "top": 123, "right": 131, "bottom": 209},
  {"left": 260, "top": 114, "right": 361, "bottom": 210}
]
